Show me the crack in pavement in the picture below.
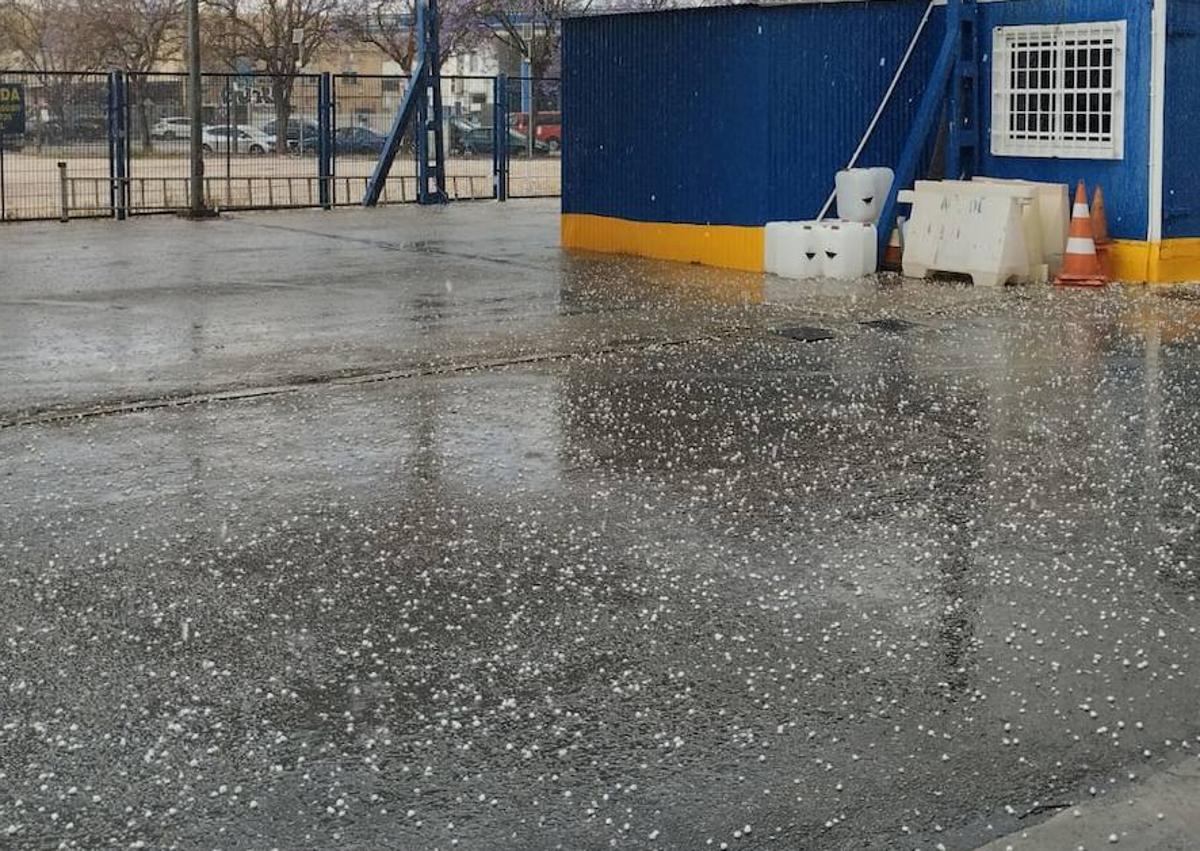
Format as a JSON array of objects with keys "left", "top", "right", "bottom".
[
  {"left": 236, "top": 215, "right": 560, "bottom": 273},
  {"left": 0, "top": 328, "right": 750, "bottom": 429}
]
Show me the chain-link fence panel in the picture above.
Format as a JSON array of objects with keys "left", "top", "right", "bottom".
[
  {"left": 441, "top": 75, "right": 498, "bottom": 201},
  {"left": 506, "top": 77, "right": 561, "bottom": 199},
  {"left": 0, "top": 69, "right": 561, "bottom": 220},
  {"left": 0, "top": 71, "right": 111, "bottom": 221},
  {"left": 126, "top": 72, "right": 323, "bottom": 213},
  {"left": 331, "top": 73, "right": 415, "bottom": 205}
]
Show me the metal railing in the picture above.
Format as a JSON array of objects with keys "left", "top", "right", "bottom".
[
  {"left": 55, "top": 170, "right": 512, "bottom": 219},
  {"left": 0, "top": 70, "right": 562, "bottom": 222}
]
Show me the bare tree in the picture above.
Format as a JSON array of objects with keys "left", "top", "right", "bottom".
[
  {"left": 203, "top": 0, "right": 339, "bottom": 151},
  {"left": 337, "top": 0, "right": 481, "bottom": 72},
  {"left": 0, "top": 0, "right": 103, "bottom": 145},
  {"left": 85, "top": 0, "right": 181, "bottom": 72},
  {"left": 82, "top": 0, "right": 183, "bottom": 149},
  {"left": 474, "top": 0, "right": 678, "bottom": 79},
  {"left": 1, "top": 0, "right": 100, "bottom": 71},
  {"left": 472, "top": 0, "right": 587, "bottom": 80},
  {"left": 0, "top": 8, "right": 15, "bottom": 58}
]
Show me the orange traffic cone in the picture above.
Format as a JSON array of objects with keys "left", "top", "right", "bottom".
[
  {"left": 1056, "top": 181, "right": 1108, "bottom": 287},
  {"left": 883, "top": 221, "right": 903, "bottom": 269},
  {"left": 1091, "top": 186, "right": 1110, "bottom": 244},
  {"left": 1091, "top": 185, "right": 1113, "bottom": 278}
]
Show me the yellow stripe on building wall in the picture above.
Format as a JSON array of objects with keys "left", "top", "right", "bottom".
[
  {"left": 1153, "top": 238, "right": 1200, "bottom": 283},
  {"left": 1109, "top": 241, "right": 1153, "bottom": 282},
  {"left": 563, "top": 215, "right": 1200, "bottom": 284},
  {"left": 1109, "top": 240, "right": 1200, "bottom": 283},
  {"left": 561, "top": 214, "right": 765, "bottom": 272}
]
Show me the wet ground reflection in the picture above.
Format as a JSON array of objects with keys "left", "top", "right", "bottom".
[{"left": 5, "top": 286, "right": 1200, "bottom": 849}]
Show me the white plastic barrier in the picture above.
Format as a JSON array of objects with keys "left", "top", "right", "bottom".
[
  {"left": 939, "top": 180, "right": 1047, "bottom": 282},
  {"left": 899, "top": 179, "right": 1067, "bottom": 282},
  {"left": 900, "top": 181, "right": 1033, "bottom": 286},
  {"left": 764, "top": 220, "right": 877, "bottom": 280},
  {"left": 972, "top": 177, "right": 1069, "bottom": 276},
  {"left": 835, "top": 167, "right": 894, "bottom": 223}
]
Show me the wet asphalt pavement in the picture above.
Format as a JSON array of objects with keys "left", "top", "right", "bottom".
[{"left": 3, "top": 201, "right": 1200, "bottom": 850}]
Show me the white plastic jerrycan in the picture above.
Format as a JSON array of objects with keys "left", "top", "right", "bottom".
[
  {"left": 818, "top": 220, "right": 877, "bottom": 279},
  {"left": 835, "top": 167, "right": 895, "bottom": 223}
]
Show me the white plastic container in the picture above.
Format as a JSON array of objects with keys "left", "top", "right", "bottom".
[
  {"left": 972, "top": 177, "right": 1069, "bottom": 276},
  {"left": 764, "top": 221, "right": 788, "bottom": 275},
  {"left": 870, "top": 167, "right": 895, "bottom": 223},
  {"left": 819, "top": 220, "right": 877, "bottom": 279},
  {"left": 835, "top": 167, "right": 894, "bottom": 223},
  {"left": 764, "top": 220, "right": 876, "bottom": 280},
  {"left": 764, "top": 221, "right": 821, "bottom": 278},
  {"left": 901, "top": 181, "right": 1032, "bottom": 286}
]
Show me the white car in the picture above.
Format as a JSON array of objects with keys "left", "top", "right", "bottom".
[
  {"left": 150, "top": 116, "right": 192, "bottom": 140},
  {"left": 200, "top": 125, "right": 275, "bottom": 155}
]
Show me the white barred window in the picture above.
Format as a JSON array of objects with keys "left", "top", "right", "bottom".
[{"left": 991, "top": 21, "right": 1126, "bottom": 159}]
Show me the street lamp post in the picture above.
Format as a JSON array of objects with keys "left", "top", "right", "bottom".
[{"left": 185, "top": 0, "right": 210, "bottom": 216}]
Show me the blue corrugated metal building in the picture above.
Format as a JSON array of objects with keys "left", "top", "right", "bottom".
[{"left": 562, "top": 0, "right": 1193, "bottom": 281}]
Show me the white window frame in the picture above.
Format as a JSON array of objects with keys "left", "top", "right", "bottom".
[{"left": 991, "top": 20, "right": 1127, "bottom": 160}]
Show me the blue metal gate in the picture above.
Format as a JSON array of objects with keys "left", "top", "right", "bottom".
[{"left": 0, "top": 69, "right": 561, "bottom": 221}]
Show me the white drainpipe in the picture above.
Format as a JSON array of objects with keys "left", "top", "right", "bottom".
[{"left": 1148, "top": 0, "right": 1167, "bottom": 247}]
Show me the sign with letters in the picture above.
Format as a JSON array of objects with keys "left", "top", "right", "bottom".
[{"left": 0, "top": 83, "right": 25, "bottom": 135}]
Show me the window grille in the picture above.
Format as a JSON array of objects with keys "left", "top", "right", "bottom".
[{"left": 991, "top": 21, "right": 1126, "bottom": 159}]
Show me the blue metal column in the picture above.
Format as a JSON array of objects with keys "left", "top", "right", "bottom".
[
  {"left": 876, "top": 0, "right": 964, "bottom": 263},
  {"left": 415, "top": 66, "right": 429, "bottom": 202},
  {"left": 329, "top": 74, "right": 338, "bottom": 200},
  {"left": 107, "top": 70, "right": 128, "bottom": 220},
  {"left": 364, "top": 0, "right": 445, "bottom": 206},
  {"left": 519, "top": 61, "right": 532, "bottom": 113},
  {"left": 107, "top": 72, "right": 116, "bottom": 219},
  {"left": 412, "top": 0, "right": 428, "bottom": 199},
  {"left": 365, "top": 63, "right": 424, "bottom": 205},
  {"left": 427, "top": 0, "right": 447, "bottom": 202},
  {"left": 317, "top": 71, "right": 332, "bottom": 209},
  {"left": 493, "top": 74, "right": 508, "bottom": 202},
  {"left": 947, "top": 0, "right": 979, "bottom": 180},
  {"left": 417, "top": 0, "right": 446, "bottom": 204}
]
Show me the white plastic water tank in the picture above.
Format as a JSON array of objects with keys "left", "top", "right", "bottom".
[
  {"left": 764, "top": 221, "right": 795, "bottom": 275},
  {"left": 764, "top": 220, "right": 876, "bottom": 280},
  {"left": 764, "top": 221, "right": 786, "bottom": 274},
  {"left": 870, "top": 168, "right": 895, "bottom": 221},
  {"left": 835, "top": 167, "right": 894, "bottom": 223},
  {"left": 765, "top": 221, "right": 821, "bottom": 278},
  {"left": 819, "top": 220, "right": 877, "bottom": 279}
]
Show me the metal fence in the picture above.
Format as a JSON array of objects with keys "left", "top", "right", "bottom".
[
  {"left": 506, "top": 76, "right": 562, "bottom": 199},
  {"left": 0, "top": 70, "right": 561, "bottom": 222}
]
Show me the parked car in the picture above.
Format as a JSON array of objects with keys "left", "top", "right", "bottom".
[
  {"left": 454, "top": 127, "right": 550, "bottom": 157},
  {"left": 510, "top": 111, "right": 561, "bottom": 152},
  {"left": 447, "top": 116, "right": 480, "bottom": 152},
  {"left": 150, "top": 116, "right": 192, "bottom": 140},
  {"left": 262, "top": 119, "right": 320, "bottom": 153},
  {"left": 333, "top": 126, "right": 386, "bottom": 155},
  {"left": 39, "top": 115, "right": 108, "bottom": 144},
  {"left": 200, "top": 125, "right": 275, "bottom": 154}
]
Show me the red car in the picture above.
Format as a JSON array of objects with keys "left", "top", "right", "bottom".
[{"left": 510, "top": 111, "right": 561, "bottom": 152}]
